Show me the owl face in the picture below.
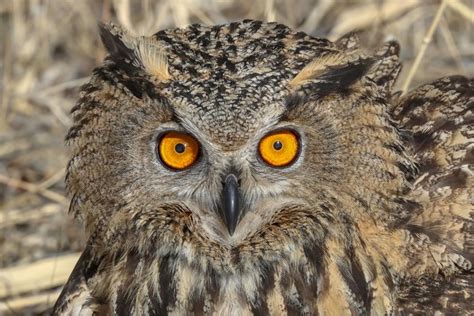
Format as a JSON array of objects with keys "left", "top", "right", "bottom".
[
  {"left": 138, "top": 109, "right": 310, "bottom": 240},
  {"left": 116, "top": 84, "right": 313, "bottom": 246}
]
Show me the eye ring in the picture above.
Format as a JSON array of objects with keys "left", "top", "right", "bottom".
[
  {"left": 157, "top": 131, "right": 200, "bottom": 170},
  {"left": 258, "top": 129, "right": 300, "bottom": 168}
]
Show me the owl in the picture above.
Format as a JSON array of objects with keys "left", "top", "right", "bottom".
[{"left": 53, "top": 20, "right": 472, "bottom": 315}]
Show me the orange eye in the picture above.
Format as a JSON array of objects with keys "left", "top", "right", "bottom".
[
  {"left": 158, "top": 131, "right": 199, "bottom": 170},
  {"left": 259, "top": 130, "right": 300, "bottom": 167}
]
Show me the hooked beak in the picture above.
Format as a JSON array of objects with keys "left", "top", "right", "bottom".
[{"left": 220, "top": 173, "right": 242, "bottom": 236}]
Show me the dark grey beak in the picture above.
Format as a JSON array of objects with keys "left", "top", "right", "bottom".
[{"left": 220, "top": 173, "right": 242, "bottom": 235}]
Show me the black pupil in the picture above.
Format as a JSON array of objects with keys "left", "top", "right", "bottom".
[
  {"left": 273, "top": 140, "right": 283, "bottom": 150},
  {"left": 175, "top": 143, "right": 186, "bottom": 153}
]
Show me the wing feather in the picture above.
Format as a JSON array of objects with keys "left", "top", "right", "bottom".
[
  {"left": 392, "top": 76, "right": 473, "bottom": 313},
  {"left": 52, "top": 246, "right": 102, "bottom": 315}
]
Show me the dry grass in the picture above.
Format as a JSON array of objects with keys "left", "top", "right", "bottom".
[{"left": 0, "top": 0, "right": 473, "bottom": 314}]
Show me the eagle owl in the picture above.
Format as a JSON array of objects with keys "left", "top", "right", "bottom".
[{"left": 53, "top": 20, "right": 473, "bottom": 315}]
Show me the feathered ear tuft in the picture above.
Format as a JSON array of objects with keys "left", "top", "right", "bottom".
[
  {"left": 316, "top": 57, "right": 375, "bottom": 89},
  {"left": 289, "top": 51, "right": 374, "bottom": 93},
  {"left": 290, "top": 38, "right": 402, "bottom": 98},
  {"left": 98, "top": 22, "right": 136, "bottom": 60},
  {"left": 98, "top": 22, "right": 170, "bottom": 81},
  {"left": 136, "top": 37, "right": 171, "bottom": 81},
  {"left": 289, "top": 52, "right": 349, "bottom": 88}
]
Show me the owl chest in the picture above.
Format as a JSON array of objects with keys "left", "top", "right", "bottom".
[
  {"left": 102, "top": 247, "right": 401, "bottom": 316},
  {"left": 119, "top": 258, "right": 321, "bottom": 315}
]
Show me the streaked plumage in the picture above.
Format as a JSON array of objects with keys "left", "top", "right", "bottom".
[{"left": 53, "top": 20, "right": 473, "bottom": 315}]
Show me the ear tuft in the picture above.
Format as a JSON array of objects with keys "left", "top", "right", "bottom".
[
  {"left": 98, "top": 22, "right": 171, "bottom": 81},
  {"left": 136, "top": 37, "right": 171, "bottom": 81},
  {"left": 98, "top": 22, "right": 135, "bottom": 60},
  {"left": 289, "top": 52, "right": 350, "bottom": 88},
  {"left": 289, "top": 52, "right": 374, "bottom": 90},
  {"left": 318, "top": 57, "right": 375, "bottom": 89}
]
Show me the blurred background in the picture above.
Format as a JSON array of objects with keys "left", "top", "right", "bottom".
[{"left": 0, "top": 0, "right": 472, "bottom": 314}]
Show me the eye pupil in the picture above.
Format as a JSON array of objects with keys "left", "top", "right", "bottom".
[
  {"left": 175, "top": 143, "right": 186, "bottom": 153},
  {"left": 273, "top": 141, "right": 283, "bottom": 150}
]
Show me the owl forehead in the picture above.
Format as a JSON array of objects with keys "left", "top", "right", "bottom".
[
  {"left": 166, "top": 73, "right": 291, "bottom": 149},
  {"left": 154, "top": 20, "right": 334, "bottom": 147}
]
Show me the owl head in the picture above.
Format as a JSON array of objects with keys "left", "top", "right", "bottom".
[
  {"left": 66, "top": 20, "right": 414, "bottom": 253},
  {"left": 66, "top": 19, "right": 415, "bottom": 295}
]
